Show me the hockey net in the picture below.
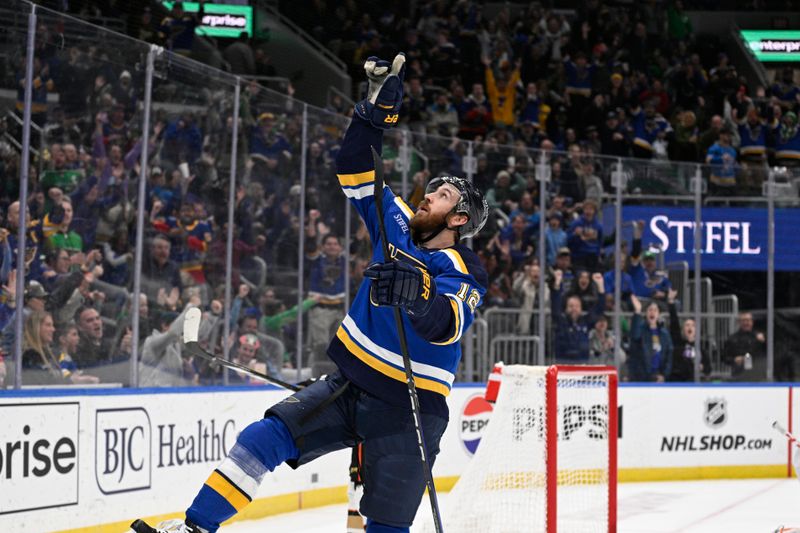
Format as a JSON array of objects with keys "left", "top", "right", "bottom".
[{"left": 434, "top": 364, "right": 617, "bottom": 533}]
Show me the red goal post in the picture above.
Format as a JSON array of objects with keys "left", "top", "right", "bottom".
[{"left": 546, "top": 365, "right": 618, "bottom": 533}]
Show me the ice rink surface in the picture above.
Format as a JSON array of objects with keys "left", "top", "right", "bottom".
[{"left": 224, "top": 478, "right": 800, "bottom": 533}]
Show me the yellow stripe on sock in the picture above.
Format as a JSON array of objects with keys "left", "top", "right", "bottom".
[{"left": 206, "top": 470, "right": 251, "bottom": 511}]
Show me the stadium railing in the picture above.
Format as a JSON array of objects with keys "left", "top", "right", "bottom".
[{"left": 2, "top": 0, "right": 795, "bottom": 389}]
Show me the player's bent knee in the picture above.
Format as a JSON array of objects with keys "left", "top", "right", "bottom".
[
  {"left": 236, "top": 416, "right": 299, "bottom": 471},
  {"left": 361, "top": 454, "right": 425, "bottom": 528}
]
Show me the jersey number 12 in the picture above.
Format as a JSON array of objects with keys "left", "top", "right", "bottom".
[{"left": 456, "top": 283, "right": 480, "bottom": 312}]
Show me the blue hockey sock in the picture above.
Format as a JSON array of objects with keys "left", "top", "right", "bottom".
[
  {"left": 366, "top": 518, "right": 410, "bottom": 533},
  {"left": 186, "top": 416, "right": 298, "bottom": 532}
]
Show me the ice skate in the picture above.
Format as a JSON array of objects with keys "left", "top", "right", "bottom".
[{"left": 129, "top": 518, "right": 206, "bottom": 533}]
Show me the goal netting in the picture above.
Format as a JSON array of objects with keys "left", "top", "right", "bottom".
[{"left": 428, "top": 364, "right": 617, "bottom": 533}]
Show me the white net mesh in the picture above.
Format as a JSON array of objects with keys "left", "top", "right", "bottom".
[{"left": 423, "top": 365, "right": 612, "bottom": 533}]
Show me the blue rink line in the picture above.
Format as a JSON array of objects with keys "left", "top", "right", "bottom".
[{"left": 1, "top": 380, "right": 799, "bottom": 398}]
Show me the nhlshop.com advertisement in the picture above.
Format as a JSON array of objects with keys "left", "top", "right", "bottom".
[{"left": 618, "top": 387, "right": 787, "bottom": 474}]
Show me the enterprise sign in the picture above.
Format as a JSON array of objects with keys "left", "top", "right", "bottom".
[
  {"left": 740, "top": 30, "right": 800, "bottom": 62},
  {"left": 162, "top": 2, "right": 253, "bottom": 38},
  {"left": 602, "top": 206, "right": 800, "bottom": 271}
]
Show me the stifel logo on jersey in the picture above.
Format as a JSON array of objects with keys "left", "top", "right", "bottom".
[{"left": 460, "top": 394, "right": 493, "bottom": 456}]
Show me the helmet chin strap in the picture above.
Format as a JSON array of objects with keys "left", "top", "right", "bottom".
[
  {"left": 413, "top": 212, "right": 460, "bottom": 246},
  {"left": 414, "top": 223, "right": 448, "bottom": 245}
]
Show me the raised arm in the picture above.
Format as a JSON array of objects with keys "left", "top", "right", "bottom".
[
  {"left": 667, "top": 289, "right": 681, "bottom": 343},
  {"left": 550, "top": 269, "right": 564, "bottom": 321},
  {"left": 335, "top": 54, "right": 406, "bottom": 242},
  {"left": 124, "top": 121, "right": 162, "bottom": 170},
  {"left": 335, "top": 117, "right": 384, "bottom": 181},
  {"left": 629, "top": 220, "right": 644, "bottom": 267},
  {"left": 590, "top": 272, "right": 606, "bottom": 320},
  {"left": 629, "top": 294, "right": 643, "bottom": 341}
]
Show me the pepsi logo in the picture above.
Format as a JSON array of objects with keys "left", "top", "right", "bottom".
[{"left": 459, "top": 394, "right": 493, "bottom": 456}]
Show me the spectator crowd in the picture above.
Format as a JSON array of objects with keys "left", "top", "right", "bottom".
[
  {"left": 0, "top": 0, "right": 791, "bottom": 388},
  {"left": 289, "top": 0, "right": 800, "bottom": 197}
]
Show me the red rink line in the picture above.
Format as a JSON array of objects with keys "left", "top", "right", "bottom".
[{"left": 670, "top": 479, "right": 786, "bottom": 533}]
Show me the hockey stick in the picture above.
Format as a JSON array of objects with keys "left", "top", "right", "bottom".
[
  {"left": 183, "top": 307, "right": 301, "bottom": 392},
  {"left": 772, "top": 420, "right": 800, "bottom": 449},
  {"left": 773, "top": 420, "right": 800, "bottom": 484},
  {"left": 371, "top": 146, "right": 444, "bottom": 533}
]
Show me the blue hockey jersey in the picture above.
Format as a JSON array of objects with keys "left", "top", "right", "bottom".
[
  {"left": 631, "top": 110, "right": 671, "bottom": 153},
  {"left": 737, "top": 122, "right": 767, "bottom": 159},
  {"left": 331, "top": 116, "right": 488, "bottom": 417},
  {"left": 774, "top": 125, "right": 800, "bottom": 161}
]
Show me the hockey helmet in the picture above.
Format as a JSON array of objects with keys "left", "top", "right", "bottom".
[{"left": 425, "top": 176, "right": 489, "bottom": 239}]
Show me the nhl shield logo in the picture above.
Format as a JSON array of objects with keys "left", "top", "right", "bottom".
[{"left": 704, "top": 398, "right": 727, "bottom": 429}]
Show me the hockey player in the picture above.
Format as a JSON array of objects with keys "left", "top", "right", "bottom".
[{"left": 131, "top": 52, "right": 488, "bottom": 533}]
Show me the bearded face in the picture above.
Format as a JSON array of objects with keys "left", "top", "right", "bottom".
[
  {"left": 410, "top": 198, "right": 451, "bottom": 243},
  {"left": 179, "top": 204, "right": 195, "bottom": 225},
  {"left": 410, "top": 182, "right": 470, "bottom": 244}
]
